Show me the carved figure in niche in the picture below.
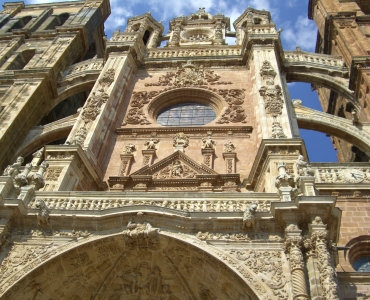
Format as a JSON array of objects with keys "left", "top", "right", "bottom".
[
  {"left": 223, "top": 141, "right": 236, "bottom": 152},
  {"left": 296, "top": 155, "right": 315, "bottom": 176},
  {"left": 312, "top": 216, "right": 324, "bottom": 225},
  {"left": 171, "top": 160, "right": 184, "bottom": 177},
  {"left": 123, "top": 144, "right": 137, "bottom": 154},
  {"left": 201, "top": 136, "right": 216, "bottom": 149},
  {"left": 144, "top": 138, "right": 159, "bottom": 150},
  {"left": 3, "top": 156, "right": 24, "bottom": 178},
  {"left": 35, "top": 198, "right": 50, "bottom": 226},
  {"left": 173, "top": 132, "right": 189, "bottom": 148},
  {"left": 243, "top": 203, "right": 257, "bottom": 229}
]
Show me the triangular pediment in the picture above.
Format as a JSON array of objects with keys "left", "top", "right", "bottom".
[{"left": 131, "top": 150, "right": 218, "bottom": 179}]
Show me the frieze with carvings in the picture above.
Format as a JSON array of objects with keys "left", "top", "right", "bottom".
[
  {"left": 145, "top": 62, "right": 232, "bottom": 87},
  {"left": 27, "top": 197, "right": 272, "bottom": 212},
  {"left": 196, "top": 232, "right": 282, "bottom": 241}
]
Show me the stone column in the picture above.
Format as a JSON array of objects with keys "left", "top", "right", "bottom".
[
  {"left": 223, "top": 152, "right": 236, "bottom": 174},
  {"left": 142, "top": 149, "right": 156, "bottom": 167},
  {"left": 284, "top": 229, "right": 310, "bottom": 300},
  {"left": 309, "top": 217, "right": 340, "bottom": 300},
  {"left": 119, "top": 154, "right": 133, "bottom": 176},
  {"left": 275, "top": 162, "right": 295, "bottom": 201},
  {"left": 202, "top": 148, "right": 215, "bottom": 169}
]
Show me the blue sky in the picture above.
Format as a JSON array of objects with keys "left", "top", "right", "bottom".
[{"left": 2, "top": 0, "right": 338, "bottom": 161}]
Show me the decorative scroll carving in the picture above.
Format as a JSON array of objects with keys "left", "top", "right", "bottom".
[
  {"left": 98, "top": 68, "right": 115, "bottom": 88},
  {"left": 231, "top": 250, "right": 288, "bottom": 298},
  {"left": 145, "top": 62, "right": 232, "bottom": 87},
  {"left": 223, "top": 141, "right": 236, "bottom": 152},
  {"left": 201, "top": 137, "right": 216, "bottom": 149},
  {"left": 35, "top": 198, "right": 50, "bottom": 226},
  {"left": 217, "top": 105, "right": 247, "bottom": 124},
  {"left": 81, "top": 91, "right": 109, "bottom": 123},
  {"left": 131, "top": 91, "right": 159, "bottom": 108},
  {"left": 123, "top": 107, "right": 151, "bottom": 125},
  {"left": 243, "top": 203, "right": 257, "bottom": 229},
  {"left": 260, "top": 60, "right": 277, "bottom": 80},
  {"left": 217, "top": 89, "right": 245, "bottom": 105},
  {"left": 271, "top": 122, "right": 286, "bottom": 139},
  {"left": 72, "top": 126, "right": 87, "bottom": 145}
]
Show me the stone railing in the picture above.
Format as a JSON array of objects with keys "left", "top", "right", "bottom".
[
  {"left": 110, "top": 34, "right": 137, "bottom": 42},
  {"left": 28, "top": 197, "right": 272, "bottom": 212},
  {"left": 284, "top": 51, "right": 346, "bottom": 68},
  {"left": 311, "top": 163, "right": 370, "bottom": 184},
  {"left": 62, "top": 58, "right": 104, "bottom": 77},
  {"left": 247, "top": 26, "right": 277, "bottom": 34},
  {"left": 146, "top": 48, "right": 241, "bottom": 59}
]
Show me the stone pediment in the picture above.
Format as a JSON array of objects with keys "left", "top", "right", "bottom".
[{"left": 131, "top": 150, "right": 218, "bottom": 179}]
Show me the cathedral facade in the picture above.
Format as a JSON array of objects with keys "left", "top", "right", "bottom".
[{"left": 0, "top": 0, "right": 369, "bottom": 299}]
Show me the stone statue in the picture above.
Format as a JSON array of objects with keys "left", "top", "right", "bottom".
[
  {"left": 171, "top": 160, "right": 184, "bottom": 177},
  {"left": 201, "top": 137, "right": 216, "bottom": 149},
  {"left": 223, "top": 141, "right": 236, "bottom": 152},
  {"left": 352, "top": 109, "right": 359, "bottom": 125},
  {"left": 123, "top": 144, "right": 136, "bottom": 154},
  {"left": 296, "top": 155, "right": 314, "bottom": 176},
  {"left": 144, "top": 138, "right": 159, "bottom": 150},
  {"left": 243, "top": 203, "right": 258, "bottom": 229},
  {"left": 3, "top": 156, "right": 24, "bottom": 178},
  {"left": 35, "top": 198, "right": 50, "bottom": 226}
]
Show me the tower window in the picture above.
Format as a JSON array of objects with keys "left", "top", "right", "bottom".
[
  {"left": 157, "top": 103, "right": 216, "bottom": 126},
  {"left": 143, "top": 30, "right": 151, "bottom": 45}
]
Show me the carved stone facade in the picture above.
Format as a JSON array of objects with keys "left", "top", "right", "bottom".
[{"left": 0, "top": 1, "right": 368, "bottom": 299}]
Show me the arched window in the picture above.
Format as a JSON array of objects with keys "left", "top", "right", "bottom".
[
  {"left": 157, "top": 103, "right": 216, "bottom": 126},
  {"left": 142, "top": 30, "right": 151, "bottom": 46}
]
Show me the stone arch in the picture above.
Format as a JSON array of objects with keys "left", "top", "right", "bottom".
[
  {"left": 0, "top": 231, "right": 274, "bottom": 300},
  {"left": 14, "top": 114, "right": 76, "bottom": 159},
  {"left": 293, "top": 101, "right": 370, "bottom": 157},
  {"left": 286, "top": 72, "right": 359, "bottom": 111}
]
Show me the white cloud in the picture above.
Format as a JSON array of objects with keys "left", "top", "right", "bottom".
[{"left": 281, "top": 15, "right": 317, "bottom": 51}]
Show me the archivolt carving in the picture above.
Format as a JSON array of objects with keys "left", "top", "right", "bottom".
[{"left": 0, "top": 232, "right": 261, "bottom": 299}]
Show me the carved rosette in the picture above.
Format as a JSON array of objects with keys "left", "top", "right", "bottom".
[
  {"left": 310, "top": 230, "right": 340, "bottom": 300},
  {"left": 284, "top": 236, "right": 309, "bottom": 299}
]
